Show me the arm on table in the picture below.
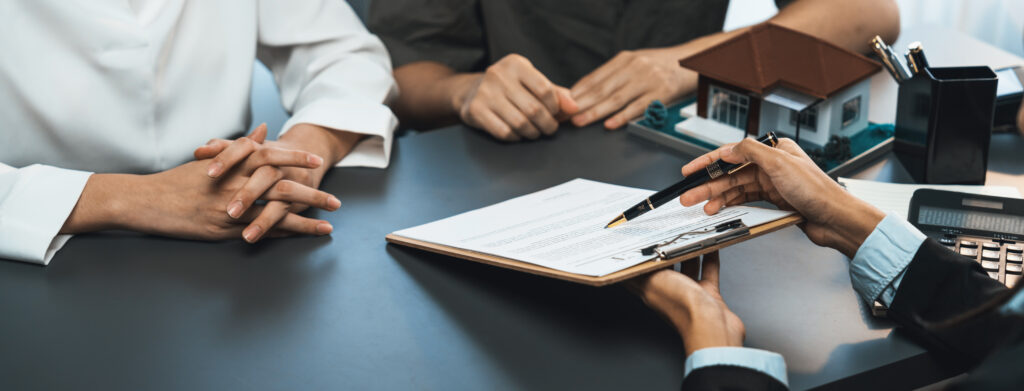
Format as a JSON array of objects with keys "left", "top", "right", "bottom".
[
  {"left": 570, "top": 0, "right": 901, "bottom": 129},
  {"left": 257, "top": 0, "right": 398, "bottom": 169},
  {"left": 366, "top": 0, "right": 577, "bottom": 141}
]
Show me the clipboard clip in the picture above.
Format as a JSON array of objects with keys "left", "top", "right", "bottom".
[{"left": 640, "top": 219, "right": 750, "bottom": 260}]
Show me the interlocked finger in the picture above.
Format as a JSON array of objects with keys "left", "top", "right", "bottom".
[
  {"left": 263, "top": 180, "right": 341, "bottom": 212},
  {"left": 227, "top": 166, "right": 283, "bottom": 219}
]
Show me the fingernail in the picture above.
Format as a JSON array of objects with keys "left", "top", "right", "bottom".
[
  {"left": 207, "top": 162, "right": 223, "bottom": 177},
  {"left": 327, "top": 196, "right": 341, "bottom": 210},
  {"left": 308, "top": 154, "right": 324, "bottom": 166},
  {"left": 316, "top": 222, "right": 333, "bottom": 234},
  {"left": 243, "top": 225, "right": 262, "bottom": 243},
  {"left": 227, "top": 201, "right": 243, "bottom": 218}
]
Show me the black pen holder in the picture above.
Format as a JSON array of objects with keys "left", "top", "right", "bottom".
[{"left": 894, "top": 66, "right": 997, "bottom": 184}]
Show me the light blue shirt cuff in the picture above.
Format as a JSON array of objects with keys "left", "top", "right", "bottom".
[
  {"left": 684, "top": 347, "right": 788, "bottom": 387},
  {"left": 1000, "top": 287, "right": 1024, "bottom": 315},
  {"left": 850, "top": 214, "right": 927, "bottom": 307}
]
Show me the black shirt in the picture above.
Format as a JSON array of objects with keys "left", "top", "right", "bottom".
[{"left": 368, "top": 0, "right": 791, "bottom": 87}]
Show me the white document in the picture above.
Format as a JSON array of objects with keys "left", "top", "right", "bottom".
[
  {"left": 393, "top": 179, "right": 794, "bottom": 277},
  {"left": 838, "top": 177, "right": 1022, "bottom": 220}
]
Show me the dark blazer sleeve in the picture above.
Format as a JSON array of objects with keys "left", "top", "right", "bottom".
[
  {"left": 887, "top": 239, "right": 1015, "bottom": 369},
  {"left": 682, "top": 365, "right": 787, "bottom": 391}
]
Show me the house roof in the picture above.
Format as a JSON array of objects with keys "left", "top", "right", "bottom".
[{"left": 678, "top": 23, "right": 881, "bottom": 99}]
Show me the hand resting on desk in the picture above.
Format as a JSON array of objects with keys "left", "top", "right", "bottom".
[
  {"left": 60, "top": 124, "right": 340, "bottom": 244},
  {"left": 193, "top": 123, "right": 353, "bottom": 242}
]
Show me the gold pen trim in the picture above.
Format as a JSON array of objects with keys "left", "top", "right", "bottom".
[
  {"left": 605, "top": 214, "right": 627, "bottom": 229},
  {"left": 727, "top": 162, "right": 752, "bottom": 175}
]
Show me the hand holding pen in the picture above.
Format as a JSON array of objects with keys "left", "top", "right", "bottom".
[
  {"left": 606, "top": 132, "right": 778, "bottom": 228},
  {"left": 675, "top": 137, "right": 886, "bottom": 259}
]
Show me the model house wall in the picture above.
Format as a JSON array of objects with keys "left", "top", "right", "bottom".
[
  {"left": 680, "top": 23, "right": 881, "bottom": 149},
  {"left": 755, "top": 79, "right": 871, "bottom": 147}
]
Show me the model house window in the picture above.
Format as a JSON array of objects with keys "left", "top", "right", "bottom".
[
  {"left": 788, "top": 107, "right": 817, "bottom": 132},
  {"left": 842, "top": 96, "right": 861, "bottom": 128},
  {"left": 709, "top": 85, "right": 749, "bottom": 130}
]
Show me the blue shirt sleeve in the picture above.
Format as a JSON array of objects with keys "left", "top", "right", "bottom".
[
  {"left": 681, "top": 214, "right": 927, "bottom": 385},
  {"left": 684, "top": 347, "right": 788, "bottom": 387},
  {"left": 850, "top": 214, "right": 927, "bottom": 307}
]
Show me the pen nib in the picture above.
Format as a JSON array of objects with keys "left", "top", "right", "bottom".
[{"left": 605, "top": 214, "right": 627, "bottom": 229}]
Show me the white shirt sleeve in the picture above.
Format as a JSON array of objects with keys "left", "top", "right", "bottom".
[
  {"left": 256, "top": 0, "right": 399, "bottom": 169},
  {"left": 0, "top": 163, "right": 92, "bottom": 265}
]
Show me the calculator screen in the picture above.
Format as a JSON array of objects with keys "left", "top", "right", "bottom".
[{"left": 918, "top": 206, "right": 1024, "bottom": 235}]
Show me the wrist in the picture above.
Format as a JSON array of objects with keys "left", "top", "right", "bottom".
[
  {"left": 674, "top": 296, "right": 738, "bottom": 356},
  {"left": 60, "top": 173, "right": 143, "bottom": 234},
  {"left": 445, "top": 73, "right": 483, "bottom": 116},
  {"left": 279, "top": 123, "right": 361, "bottom": 167},
  {"left": 828, "top": 196, "right": 886, "bottom": 257}
]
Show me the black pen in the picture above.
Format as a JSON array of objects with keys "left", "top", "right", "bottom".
[
  {"left": 604, "top": 132, "right": 779, "bottom": 229},
  {"left": 871, "top": 36, "right": 912, "bottom": 82},
  {"left": 905, "top": 41, "right": 929, "bottom": 75}
]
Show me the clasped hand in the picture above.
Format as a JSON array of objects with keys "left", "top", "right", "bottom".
[
  {"left": 184, "top": 124, "right": 341, "bottom": 243},
  {"left": 458, "top": 48, "right": 694, "bottom": 141}
]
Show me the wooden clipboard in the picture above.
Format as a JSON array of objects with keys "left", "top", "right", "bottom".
[{"left": 386, "top": 214, "right": 803, "bottom": 287}]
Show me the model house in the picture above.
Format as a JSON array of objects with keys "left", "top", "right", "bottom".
[{"left": 675, "top": 23, "right": 881, "bottom": 147}]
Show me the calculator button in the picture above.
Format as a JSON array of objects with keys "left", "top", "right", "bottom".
[
  {"left": 1008, "top": 274, "right": 1021, "bottom": 288},
  {"left": 1008, "top": 254, "right": 1023, "bottom": 263},
  {"left": 987, "top": 271, "right": 1000, "bottom": 280},
  {"left": 981, "top": 260, "right": 1001, "bottom": 271},
  {"left": 1008, "top": 245, "right": 1023, "bottom": 253},
  {"left": 982, "top": 242, "right": 1001, "bottom": 250},
  {"left": 939, "top": 237, "right": 955, "bottom": 245},
  {"left": 1006, "top": 263, "right": 1023, "bottom": 274},
  {"left": 960, "top": 248, "right": 978, "bottom": 257},
  {"left": 981, "top": 250, "right": 1001, "bottom": 260},
  {"left": 960, "top": 240, "right": 978, "bottom": 248}
]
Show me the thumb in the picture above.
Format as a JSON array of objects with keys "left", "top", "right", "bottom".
[
  {"left": 700, "top": 251, "right": 720, "bottom": 288},
  {"left": 247, "top": 123, "right": 268, "bottom": 144},
  {"left": 556, "top": 87, "right": 579, "bottom": 116}
]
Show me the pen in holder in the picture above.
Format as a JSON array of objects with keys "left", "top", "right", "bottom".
[{"left": 894, "top": 66, "right": 998, "bottom": 184}]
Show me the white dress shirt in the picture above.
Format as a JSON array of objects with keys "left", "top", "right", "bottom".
[{"left": 0, "top": 0, "right": 398, "bottom": 265}]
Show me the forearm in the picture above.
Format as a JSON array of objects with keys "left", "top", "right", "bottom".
[
  {"left": 661, "top": 0, "right": 898, "bottom": 64},
  {"left": 771, "top": 0, "right": 900, "bottom": 54},
  {"left": 60, "top": 173, "right": 138, "bottom": 234},
  {"left": 391, "top": 62, "right": 481, "bottom": 130}
]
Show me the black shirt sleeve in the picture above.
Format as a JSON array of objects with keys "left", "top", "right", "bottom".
[
  {"left": 887, "top": 239, "right": 1017, "bottom": 370},
  {"left": 682, "top": 365, "right": 788, "bottom": 391},
  {"left": 367, "top": 0, "right": 487, "bottom": 71}
]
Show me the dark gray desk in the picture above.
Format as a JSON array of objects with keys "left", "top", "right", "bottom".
[{"left": 7, "top": 123, "right": 1022, "bottom": 390}]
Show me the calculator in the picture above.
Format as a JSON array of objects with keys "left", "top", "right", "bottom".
[{"left": 908, "top": 189, "right": 1024, "bottom": 288}]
